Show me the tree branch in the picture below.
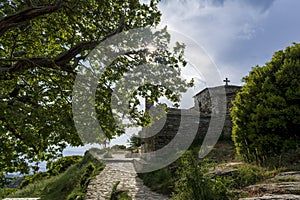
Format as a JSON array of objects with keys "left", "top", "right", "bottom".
[
  {"left": 0, "top": 16, "right": 129, "bottom": 77},
  {"left": 54, "top": 41, "right": 99, "bottom": 66},
  {"left": 0, "top": 0, "right": 63, "bottom": 36}
]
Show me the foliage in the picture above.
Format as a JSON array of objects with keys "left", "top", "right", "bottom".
[
  {"left": 67, "top": 162, "right": 95, "bottom": 200},
  {"left": 128, "top": 134, "right": 141, "bottom": 149},
  {"left": 111, "top": 145, "right": 127, "bottom": 150},
  {"left": 0, "top": 188, "right": 17, "bottom": 199},
  {"left": 19, "top": 172, "right": 49, "bottom": 189},
  {"left": 109, "top": 181, "right": 132, "bottom": 200},
  {"left": 0, "top": 0, "right": 192, "bottom": 179},
  {"left": 18, "top": 155, "right": 82, "bottom": 189},
  {"left": 227, "top": 164, "right": 275, "bottom": 189},
  {"left": 113, "top": 192, "right": 132, "bottom": 200},
  {"left": 231, "top": 43, "right": 300, "bottom": 164},
  {"left": 79, "top": 162, "right": 95, "bottom": 188},
  {"left": 171, "top": 151, "right": 229, "bottom": 200},
  {"left": 109, "top": 181, "right": 120, "bottom": 200},
  {"left": 47, "top": 155, "right": 82, "bottom": 176},
  {"left": 138, "top": 166, "right": 174, "bottom": 195},
  {"left": 66, "top": 191, "right": 85, "bottom": 200},
  {"left": 7, "top": 150, "right": 105, "bottom": 200}
]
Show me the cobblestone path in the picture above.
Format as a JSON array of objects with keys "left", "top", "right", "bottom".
[{"left": 85, "top": 153, "right": 169, "bottom": 200}]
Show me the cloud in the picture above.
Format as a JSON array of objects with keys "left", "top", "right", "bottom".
[
  {"left": 157, "top": 0, "right": 279, "bottom": 85},
  {"left": 159, "top": 0, "right": 274, "bottom": 47}
]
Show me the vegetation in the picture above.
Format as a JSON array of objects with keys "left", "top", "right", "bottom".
[
  {"left": 111, "top": 145, "right": 127, "bottom": 150},
  {"left": 47, "top": 155, "right": 83, "bottom": 176},
  {"left": 0, "top": 188, "right": 17, "bottom": 199},
  {"left": 5, "top": 151, "right": 105, "bottom": 200},
  {"left": 128, "top": 134, "right": 141, "bottom": 149},
  {"left": 231, "top": 43, "right": 300, "bottom": 164},
  {"left": 16, "top": 155, "right": 83, "bottom": 189},
  {"left": 109, "top": 181, "right": 132, "bottom": 200},
  {"left": 171, "top": 151, "right": 229, "bottom": 200},
  {"left": 0, "top": 0, "right": 193, "bottom": 180},
  {"left": 139, "top": 166, "right": 174, "bottom": 195},
  {"left": 139, "top": 146, "right": 296, "bottom": 199},
  {"left": 225, "top": 164, "right": 276, "bottom": 190}
]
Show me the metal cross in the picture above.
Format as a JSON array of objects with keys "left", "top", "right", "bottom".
[{"left": 223, "top": 78, "right": 230, "bottom": 86}]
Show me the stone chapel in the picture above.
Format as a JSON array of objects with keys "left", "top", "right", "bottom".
[{"left": 141, "top": 82, "right": 241, "bottom": 153}]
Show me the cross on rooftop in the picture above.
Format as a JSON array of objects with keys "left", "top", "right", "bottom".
[{"left": 223, "top": 78, "right": 230, "bottom": 86}]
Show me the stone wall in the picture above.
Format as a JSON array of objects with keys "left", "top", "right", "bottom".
[
  {"left": 194, "top": 85, "right": 241, "bottom": 114},
  {"left": 141, "top": 85, "right": 241, "bottom": 153}
]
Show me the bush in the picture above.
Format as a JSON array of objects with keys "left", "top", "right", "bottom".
[
  {"left": 171, "top": 151, "right": 230, "bottom": 200},
  {"left": 80, "top": 163, "right": 95, "bottom": 188},
  {"left": 228, "top": 164, "right": 275, "bottom": 189},
  {"left": 10, "top": 151, "right": 105, "bottom": 200},
  {"left": 0, "top": 188, "right": 17, "bottom": 199},
  {"left": 109, "top": 181, "right": 132, "bottom": 200},
  {"left": 231, "top": 43, "right": 300, "bottom": 164},
  {"left": 19, "top": 172, "right": 49, "bottom": 189},
  {"left": 67, "top": 191, "right": 85, "bottom": 200},
  {"left": 66, "top": 151, "right": 105, "bottom": 200},
  {"left": 111, "top": 145, "right": 127, "bottom": 150},
  {"left": 47, "top": 155, "right": 82, "bottom": 176},
  {"left": 138, "top": 167, "right": 174, "bottom": 195}
]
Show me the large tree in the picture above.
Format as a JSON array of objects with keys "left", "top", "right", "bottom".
[
  {"left": 0, "top": 0, "right": 190, "bottom": 179},
  {"left": 231, "top": 43, "right": 300, "bottom": 164}
]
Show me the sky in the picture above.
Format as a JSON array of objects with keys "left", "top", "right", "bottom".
[
  {"left": 157, "top": 0, "right": 300, "bottom": 86},
  {"left": 111, "top": 0, "right": 300, "bottom": 146},
  {"left": 68, "top": 0, "right": 300, "bottom": 150}
]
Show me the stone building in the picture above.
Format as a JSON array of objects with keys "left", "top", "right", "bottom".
[
  {"left": 141, "top": 84, "right": 241, "bottom": 153},
  {"left": 193, "top": 85, "right": 242, "bottom": 114}
]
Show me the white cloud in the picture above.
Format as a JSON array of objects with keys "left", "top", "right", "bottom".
[{"left": 159, "top": 0, "right": 271, "bottom": 56}]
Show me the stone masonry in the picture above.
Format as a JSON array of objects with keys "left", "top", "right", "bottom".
[{"left": 141, "top": 85, "right": 241, "bottom": 153}]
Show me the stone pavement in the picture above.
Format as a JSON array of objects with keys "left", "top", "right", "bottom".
[
  {"left": 85, "top": 153, "right": 169, "bottom": 200},
  {"left": 239, "top": 171, "right": 300, "bottom": 200}
]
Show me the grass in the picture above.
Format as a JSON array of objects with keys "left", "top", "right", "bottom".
[
  {"left": 225, "top": 163, "right": 277, "bottom": 189},
  {"left": 108, "top": 181, "right": 132, "bottom": 200},
  {"left": 138, "top": 141, "right": 293, "bottom": 199},
  {"left": 138, "top": 167, "right": 174, "bottom": 195},
  {"left": 272, "top": 177, "right": 299, "bottom": 182},
  {"left": 6, "top": 151, "right": 105, "bottom": 200}
]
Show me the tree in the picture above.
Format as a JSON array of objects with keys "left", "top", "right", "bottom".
[
  {"left": 231, "top": 43, "right": 300, "bottom": 164},
  {"left": 0, "top": 0, "right": 191, "bottom": 178},
  {"left": 128, "top": 134, "right": 141, "bottom": 149}
]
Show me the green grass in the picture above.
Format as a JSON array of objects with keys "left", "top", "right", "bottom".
[
  {"left": 0, "top": 188, "right": 17, "bottom": 199},
  {"left": 138, "top": 167, "right": 174, "bottom": 195},
  {"left": 108, "top": 181, "right": 132, "bottom": 200},
  {"left": 6, "top": 151, "right": 105, "bottom": 200}
]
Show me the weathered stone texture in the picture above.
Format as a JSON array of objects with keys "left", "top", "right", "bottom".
[{"left": 141, "top": 85, "right": 241, "bottom": 153}]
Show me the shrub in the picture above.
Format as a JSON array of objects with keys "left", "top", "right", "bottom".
[
  {"left": 231, "top": 43, "right": 300, "bottom": 164},
  {"left": 8, "top": 150, "right": 105, "bottom": 200},
  {"left": 0, "top": 188, "right": 17, "bottom": 199},
  {"left": 138, "top": 167, "right": 174, "bottom": 195},
  {"left": 229, "top": 164, "right": 274, "bottom": 189},
  {"left": 111, "top": 145, "right": 127, "bottom": 150},
  {"left": 171, "top": 151, "right": 229, "bottom": 200},
  {"left": 80, "top": 162, "right": 95, "bottom": 188},
  {"left": 67, "top": 191, "right": 85, "bottom": 200},
  {"left": 19, "top": 172, "right": 49, "bottom": 189},
  {"left": 109, "top": 181, "right": 132, "bottom": 200},
  {"left": 47, "top": 155, "right": 82, "bottom": 176}
]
